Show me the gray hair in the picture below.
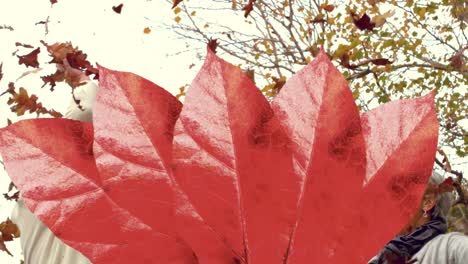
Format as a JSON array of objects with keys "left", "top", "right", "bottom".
[{"left": 428, "top": 170, "right": 452, "bottom": 219}]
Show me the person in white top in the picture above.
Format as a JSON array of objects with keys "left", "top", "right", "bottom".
[{"left": 10, "top": 81, "right": 97, "bottom": 264}]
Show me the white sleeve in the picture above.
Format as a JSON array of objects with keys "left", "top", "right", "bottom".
[
  {"left": 11, "top": 199, "right": 91, "bottom": 264},
  {"left": 410, "top": 232, "right": 468, "bottom": 264},
  {"left": 10, "top": 81, "right": 97, "bottom": 264}
]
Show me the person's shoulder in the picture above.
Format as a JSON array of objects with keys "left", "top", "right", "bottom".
[
  {"left": 434, "top": 232, "right": 468, "bottom": 245},
  {"left": 411, "top": 232, "right": 468, "bottom": 264}
]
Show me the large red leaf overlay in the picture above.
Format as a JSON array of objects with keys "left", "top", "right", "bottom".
[
  {"left": 0, "top": 119, "right": 196, "bottom": 264},
  {"left": 172, "top": 49, "right": 300, "bottom": 263},
  {"left": 271, "top": 50, "right": 366, "bottom": 263},
  {"left": 356, "top": 93, "right": 438, "bottom": 261},
  {"left": 0, "top": 48, "right": 438, "bottom": 263}
]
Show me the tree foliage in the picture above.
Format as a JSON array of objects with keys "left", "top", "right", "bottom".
[{"left": 168, "top": 0, "right": 467, "bottom": 158}]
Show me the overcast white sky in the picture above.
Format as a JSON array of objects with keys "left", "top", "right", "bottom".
[{"left": 0, "top": 1, "right": 466, "bottom": 263}]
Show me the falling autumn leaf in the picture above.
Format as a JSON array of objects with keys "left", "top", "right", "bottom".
[
  {"left": 50, "top": 0, "right": 57, "bottom": 5},
  {"left": 321, "top": 4, "right": 335, "bottom": 12},
  {"left": 4, "top": 82, "right": 62, "bottom": 117},
  {"left": 0, "top": 218, "right": 20, "bottom": 256},
  {"left": 172, "top": 0, "right": 183, "bottom": 9},
  {"left": 244, "top": 68, "right": 255, "bottom": 83},
  {"left": 40, "top": 41, "right": 98, "bottom": 90},
  {"left": 143, "top": 27, "right": 151, "bottom": 34},
  {"left": 0, "top": 48, "right": 438, "bottom": 263},
  {"left": 0, "top": 218, "right": 20, "bottom": 241},
  {"left": 15, "top": 42, "right": 34, "bottom": 49},
  {"left": 371, "top": 58, "right": 392, "bottom": 66},
  {"left": 207, "top": 38, "right": 219, "bottom": 53},
  {"left": 112, "top": 3, "right": 123, "bottom": 14},
  {"left": 449, "top": 46, "right": 467, "bottom": 71},
  {"left": 242, "top": 0, "right": 256, "bottom": 18},
  {"left": 175, "top": 86, "right": 186, "bottom": 99},
  {"left": 351, "top": 12, "right": 375, "bottom": 31},
  {"left": 371, "top": 10, "right": 396, "bottom": 28},
  {"left": 17, "top": 47, "right": 40, "bottom": 68},
  {"left": 3, "top": 190, "right": 19, "bottom": 201},
  {"left": 0, "top": 25, "right": 14, "bottom": 31}
]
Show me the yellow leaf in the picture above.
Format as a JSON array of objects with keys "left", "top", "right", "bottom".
[
  {"left": 371, "top": 10, "right": 395, "bottom": 28},
  {"left": 418, "top": 7, "right": 427, "bottom": 18},
  {"left": 175, "top": 16, "right": 182, "bottom": 23},
  {"left": 334, "top": 44, "right": 351, "bottom": 59},
  {"left": 174, "top": 7, "right": 182, "bottom": 14},
  {"left": 191, "top": 11, "right": 196, "bottom": 16},
  {"left": 306, "top": 56, "right": 311, "bottom": 63}
]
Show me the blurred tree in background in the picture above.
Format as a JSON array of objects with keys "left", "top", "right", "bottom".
[{"left": 168, "top": 0, "right": 467, "bottom": 159}]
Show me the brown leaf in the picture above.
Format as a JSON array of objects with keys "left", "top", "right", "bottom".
[
  {"left": 449, "top": 46, "right": 467, "bottom": 71},
  {"left": 41, "top": 70, "right": 65, "bottom": 91},
  {"left": 143, "top": 27, "right": 151, "bottom": 34},
  {"left": 371, "top": 58, "right": 392, "bottom": 66},
  {"left": 321, "top": 4, "right": 335, "bottom": 12},
  {"left": 0, "top": 218, "right": 20, "bottom": 256},
  {"left": 3, "top": 191, "right": 19, "bottom": 201},
  {"left": 0, "top": 239, "right": 12, "bottom": 256},
  {"left": 244, "top": 69, "right": 255, "bottom": 84},
  {"left": 351, "top": 12, "right": 375, "bottom": 31},
  {"left": 5, "top": 82, "right": 62, "bottom": 117},
  {"left": 0, "top": 25, "right": 14, "bottom": 31},
  {"left": 172, "top": 0, "right": 183, "bottom": 8},
  {"left": 207, "top": 38, "right": 219, "bottom": 53},
  {"left": 0, "top": 218, "right": 20, "bottom": 241},
  {"left": 50, "top": 0, "right": 57, "bottom": 5},
  {"left": 271, "top": 76, "right": 286, "bottom": 92},
  {"left": 40, "top": 41, "right": 98, "bottom": 89},
  {"left": 15, "top": 42, "right": 34, "bottom": 49},
  {"left": 8, "top": 182, "right": 15, "bottom": 193},
  {"left": 17, "top": 47, "right": 40, "bottom": 68},
  {"left": 175, "top": 86, "right": 186, "bottom": 99},
  {"left": 242, "top": 0, "right": 256, "bottom": 18},
  {"left": 35, "top": 18, "right": 50, "bottom": 35},
  {"left": 112, "top": 3, "right": 123, "bottom": 14},
  {"left": 232, "top": 0, "right": 237, "bottom": 10}
]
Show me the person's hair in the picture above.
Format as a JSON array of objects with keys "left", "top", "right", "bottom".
[{"left": 426, "top": 170, "right": 452, "bottom": 219}]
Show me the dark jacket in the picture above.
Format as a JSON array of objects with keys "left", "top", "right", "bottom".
[{"left": 369, "top": 208, "right": 447, "bottom": 264}]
